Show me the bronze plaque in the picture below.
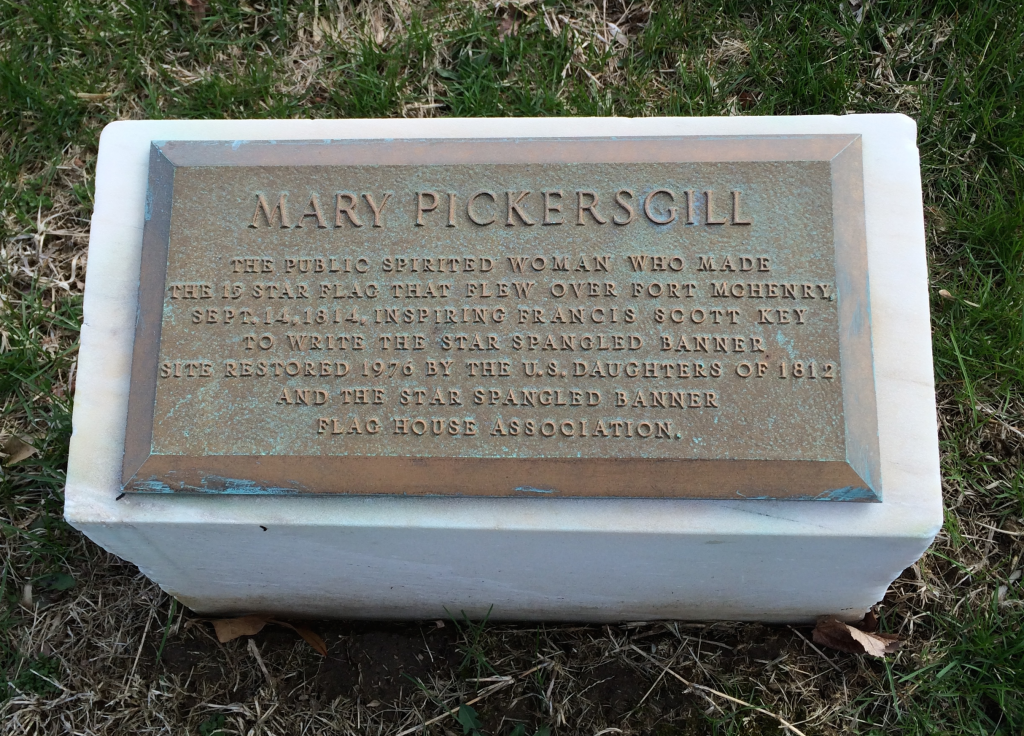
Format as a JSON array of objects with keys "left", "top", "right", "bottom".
[{"left": 123, "top": 136, "right": 880, "bottom": 500}]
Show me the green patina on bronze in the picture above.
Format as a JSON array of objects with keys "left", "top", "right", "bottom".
[{"left": 122, "top": 136, "right": 880, "bottom": 499}]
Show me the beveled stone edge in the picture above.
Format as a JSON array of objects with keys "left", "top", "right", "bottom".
[
  {"left": 155, "top": 134, "right": 861, "bottom": 167},
  {"left": 121, "top": 145, "right": 174, "bottom": 485},
  {"left": 127, "top": 455, "right": 875, "bottom": 501},
  {"left": 830, "top": 138, "right": 883, "bottom": 498}
]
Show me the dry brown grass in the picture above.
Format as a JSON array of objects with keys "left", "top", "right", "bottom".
[{"left": 0, "top": 563, "right": 927, "bottom": 736}]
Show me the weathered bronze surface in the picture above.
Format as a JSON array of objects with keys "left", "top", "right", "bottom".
[{"left": 123, "top": 136, "right": 880, "bottom": 500}]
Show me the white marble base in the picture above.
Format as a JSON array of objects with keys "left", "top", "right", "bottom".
[{"left": 65, "top": 115, "right": 941, "bottom": 622}]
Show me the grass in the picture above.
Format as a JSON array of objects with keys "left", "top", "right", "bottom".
[{"left": 1, "top": 0, "right": 1022, "bottom": 733}]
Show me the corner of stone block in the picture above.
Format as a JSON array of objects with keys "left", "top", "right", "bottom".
[{"left": 98, "top": 119, "right": 136, "bottom": 148}]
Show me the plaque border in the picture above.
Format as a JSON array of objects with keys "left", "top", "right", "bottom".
[{"left": 122, "top": 136, "right": 880, "bottom": 501}]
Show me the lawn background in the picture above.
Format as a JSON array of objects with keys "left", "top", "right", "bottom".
[{"left": 1, "top": 1, "right": 1022, "bottom": 734}]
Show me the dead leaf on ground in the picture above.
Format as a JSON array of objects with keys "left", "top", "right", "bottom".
[
  {"left": 813, "top": 615, "right": 901, "bottom": 657},
  {"left": 211, "top": 614, "right": 270, "bottom": 642},
  {"left": 737, "top": 90, "right": 759, "bottom": 109},
  {"left": 2, "top": 436, "right": 38, "bottom": 465},
  {"left": 209, "top": 615, "right": 327, "bottom": 656},
  {"left": 938, "top": 288, "right": 954, "bottom": 300},
  {"left": 497, "top": 14, "right": 517, "bottom": 40},
  {"left": 859, "top": 608, "right": 879, "bottom": 633},
  {"left": 275, "top": 620, "right": 329, "bottom": 656},
  {"left": 183, "top": 0, "right": 209, "bottom": 20}
]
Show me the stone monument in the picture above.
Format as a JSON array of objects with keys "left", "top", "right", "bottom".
[{"left": 65, "top": 116, "right": 942, "bottom": 621}]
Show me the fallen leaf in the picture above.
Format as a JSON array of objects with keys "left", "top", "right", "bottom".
[
  {"left": 848, "top": 626, "right": 901, "bottom": 656},
  {"left": 859, "top": 608, "right": 878, "bottom": 633},
  {"left": 294, "top": 624, "right": 329, "bottom": 656},
  {"left": 737, "top": 91, "right": 758, "bottom": 109},
  {"left": 2, "top": 436, "right": 38, "bottom": 465},
  {"left": 209, "top": 616, "right": 328, "bottom": 655},
  {"left": 497, "top": 15, "right": 516, "bottom": 40},
  {"left": 813, "top": 616, "right": 901, "bottom": 657},
  {"left": 273, "top": 620, "right": 328, "bottom": 656},
  {"left": 183, "top": 0, "right": 208, "bottom": 20},
  {"left": 212, "top": 614, "right": 270, "bottom": 642},
  {"left": 938, "top": 289, "right": 954, "bottom": 300}
]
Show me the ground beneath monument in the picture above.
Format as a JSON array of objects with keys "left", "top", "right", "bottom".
[{"left": 3, "top": 545, "right": 925, "bottom": 736}]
